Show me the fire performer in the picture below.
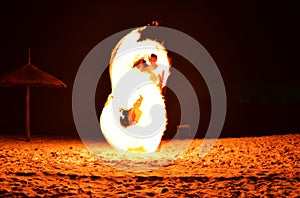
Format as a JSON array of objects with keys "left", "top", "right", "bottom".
[
  {"left": 147, "top": 53, "right": 165, "bottom": 92},
  {"left": 100, "top": 26, "right": 171, "bottom": 153},
  {"left": 133, "top": 54, "right": 165, "bottom": 90}
]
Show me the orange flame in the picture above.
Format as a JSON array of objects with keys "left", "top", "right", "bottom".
[{"left": 100, "top": 26, "right": 171, "bottom": 153}]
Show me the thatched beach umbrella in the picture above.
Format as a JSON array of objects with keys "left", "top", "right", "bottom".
[{"left": 0, "top": 49, "right": 67, "bottom": 141}]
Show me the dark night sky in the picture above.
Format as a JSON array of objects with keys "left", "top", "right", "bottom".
[{"left": 0, "top": 1, "right": 299, "bottom": 138}]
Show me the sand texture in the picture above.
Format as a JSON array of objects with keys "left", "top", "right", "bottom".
[{"left": 0, "top": 134, "right": 299, "bottom": 197}]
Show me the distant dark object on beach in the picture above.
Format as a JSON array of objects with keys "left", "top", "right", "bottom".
[{"left": 0, "top": 49, "right": 67, "bottom": 141}]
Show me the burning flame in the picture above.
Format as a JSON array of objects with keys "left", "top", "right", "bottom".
[{"left": 100, "top": 26, "right": 171, "bottom": 153}]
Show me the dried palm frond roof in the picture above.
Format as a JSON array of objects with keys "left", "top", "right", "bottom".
[
  {"left": 0, "top": 64, "right": 66, "bottom": 88},
  {"left": 0, "top": 50, "right": 66, "bottom": 88}
]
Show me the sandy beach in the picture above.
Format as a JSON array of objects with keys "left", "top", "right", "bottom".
[{"left": 0, "top": 134, "right": 299, "bottom": 197}]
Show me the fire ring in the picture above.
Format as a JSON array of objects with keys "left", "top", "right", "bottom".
[{"left": 72, "top": 26, "right": 226, "bottom": 171}]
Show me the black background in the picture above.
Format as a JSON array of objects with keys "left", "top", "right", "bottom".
[{"left": 0, "top": 1, "right": 299, "bottom": 138}]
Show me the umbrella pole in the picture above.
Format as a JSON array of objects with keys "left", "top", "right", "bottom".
[{"left": 26, "top": 86, "right": 30, "bottom": 142}]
